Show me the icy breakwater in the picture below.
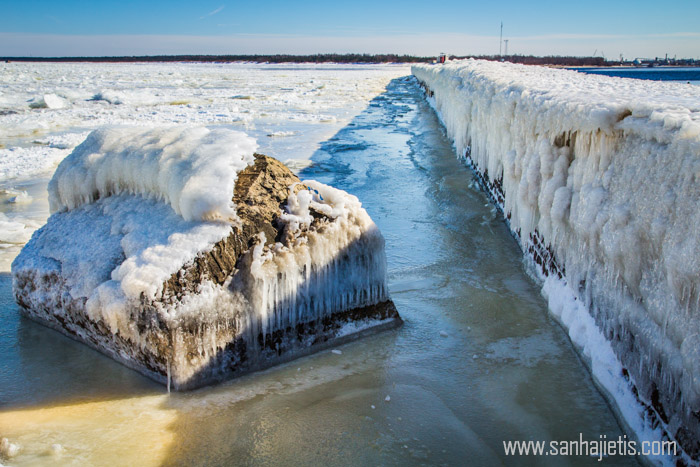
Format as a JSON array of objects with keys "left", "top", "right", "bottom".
[
  {"left": 413, "top": 60, "right": 700, "bottom": 457},
  {"left": 12, "top": 126, "right": 399, "bottom": 390}
]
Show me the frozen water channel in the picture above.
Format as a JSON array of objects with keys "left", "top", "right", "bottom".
[{"left": 0, "top": 68, "right": 637, "bottom": 465}]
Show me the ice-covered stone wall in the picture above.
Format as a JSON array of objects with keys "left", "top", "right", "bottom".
[{"left": 413, "top": 59, "right": 700, "bottom": 458}]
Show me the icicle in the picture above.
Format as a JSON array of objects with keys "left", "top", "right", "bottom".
[{"left": 166, "top": 357, "right": 171, "bottom": 394}]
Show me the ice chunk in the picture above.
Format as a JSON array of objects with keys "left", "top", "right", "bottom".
[
  {"left": 267, "top": 131, "right": 296, "bottom": 137},
  {"left": 49, "top": 443, "right": 65, "bottom": 457},
  {"left": 0, "top": 438, "right": 20, "bottom": 458},
  {"left": 91, "top": 90, "right": 125, "bottom": 105},
  {"left": 28, "top": 93, "right": 67, "bottom": 109},
  {"left": 283, "top": 159, "right": 314, "bottom": 172},
  {"left": 3, "top": 189, "right": 32, "bottom": 204},
  {"left": 0, "top": 213, "right": 35, "bottom": 244}
]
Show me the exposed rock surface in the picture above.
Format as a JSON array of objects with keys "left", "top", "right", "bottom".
[
  {"left": 162, "top": 154, "right": 300, "bottom": 299},
  {"left": 13, "top": 153, "right": 400, "bottom": 390}
]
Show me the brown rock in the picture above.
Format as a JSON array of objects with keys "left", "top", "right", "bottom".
[{"left": 162, "top": 154, "right": 302, "bottom": 301}]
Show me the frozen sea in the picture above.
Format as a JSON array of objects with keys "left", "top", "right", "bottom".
[{"left": 0, "top": 63, "right": 640, "bottom": 465}]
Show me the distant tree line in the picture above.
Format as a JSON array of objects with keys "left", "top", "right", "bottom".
[
  {"left": 1, "top": 54, "right": 649, "bottom": 67},
  {"left": 0, "top": 54, "right": 432, "bottom": 64}
]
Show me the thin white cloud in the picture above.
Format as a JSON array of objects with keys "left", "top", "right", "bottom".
[{"left": 200, "top": 5, "right": 225, "bottom": 20}]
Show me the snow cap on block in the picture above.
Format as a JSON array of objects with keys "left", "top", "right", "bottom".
[{"left": 48, "top": 126, "right": 257, "bottom": 223}]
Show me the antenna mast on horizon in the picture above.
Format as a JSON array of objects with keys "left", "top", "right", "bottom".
[{"left": 499, "top": 22, "right": 503, "bottom": 56}]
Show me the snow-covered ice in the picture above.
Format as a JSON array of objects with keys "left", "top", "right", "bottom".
[
  {"left": 0, "top": 146, "right": 72, "bottom": 181},
  {"left": 0, "top": 62, "right": 409, "bottom": 272},
  {"left": 413, "top": 59, "right": 700, "bottom": 458}
]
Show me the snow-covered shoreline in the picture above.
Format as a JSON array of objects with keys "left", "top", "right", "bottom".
[{"left": 413, "top": 59, "right": 700, "bottom": 462}]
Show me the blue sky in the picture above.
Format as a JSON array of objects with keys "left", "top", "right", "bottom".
[{"left": 1, "top": 0, "right": 699, "bottom": 57}]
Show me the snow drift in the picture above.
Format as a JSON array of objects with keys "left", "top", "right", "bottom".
[
  {"left": 12, "top": 126, "right": 399, "bottom": 390},
  {"left": 413, "top": 60, "right": 700, "bottom": 458}
]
